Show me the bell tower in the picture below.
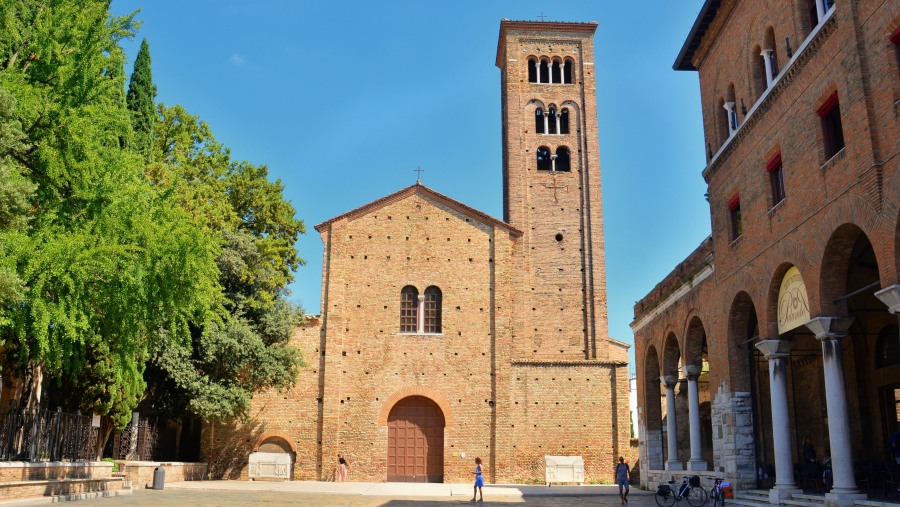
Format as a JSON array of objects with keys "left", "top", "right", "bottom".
[{"left": 496, "top": 20, "right": 610, "bottom": 360}]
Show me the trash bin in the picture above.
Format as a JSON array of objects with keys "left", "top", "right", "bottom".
[{"left": 152, "top": 467, "right": 165, "bottom": 490}]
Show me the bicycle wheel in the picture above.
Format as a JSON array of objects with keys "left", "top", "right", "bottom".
[
  {"left": 713, "top": 488, "right": 725, "bottom": 507},
  {"left": 655, "top": 488, "right": 677, "bottom": 507},
  {"left": 686, "top": 485, "right": 708, "bottom": 507}
]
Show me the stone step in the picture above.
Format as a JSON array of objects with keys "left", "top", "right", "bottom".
[
  {"left": 854, "top": 501, "right": 900, "bottom": 507},
  {"left": 735, "top": 490, "right": 772, "bottom": 499},
  {"left": 782, "top": 498, "right": 825, "bottom": 507},
  {"left": 728, "top": 496, "right": 774, "bottom": 507},
  {"left": 0, "top": 477, "right": 129, "bottom": 503}
]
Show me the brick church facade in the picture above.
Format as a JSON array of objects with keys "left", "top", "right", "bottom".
[
  {"left": 632, "top": 1, "right": 899, "bottom": 506},
  {"left": 204, "top": 20, "right": 630, "bottom": 484}
]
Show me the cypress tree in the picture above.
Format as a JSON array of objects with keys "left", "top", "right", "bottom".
[{"left": 126, "top": 38, "right": 157, "bottom": 159}]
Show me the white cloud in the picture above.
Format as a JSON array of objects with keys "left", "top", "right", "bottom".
[{"left": 229, "top": 53, "right": 246, "bottom": 66}]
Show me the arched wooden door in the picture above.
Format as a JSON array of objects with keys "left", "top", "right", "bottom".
[{"left": 387, "top": 396, "right": 444, "bottom": 482}]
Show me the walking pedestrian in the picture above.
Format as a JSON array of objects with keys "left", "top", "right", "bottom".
[
  {"left": 338, "top": 453, "right": 348, "bottom": 482},
  {"left": 471, "top": 457, "right": 485, "bottom": 502},
  {"left": 615, "top": 456, "right": 630, "bottom": 504}
]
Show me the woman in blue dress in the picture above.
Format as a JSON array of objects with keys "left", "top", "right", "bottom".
[{"left": 471, "top": 457, "right": 485, "bottom": 502}]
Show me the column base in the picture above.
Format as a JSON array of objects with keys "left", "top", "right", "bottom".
[
  {"left": 823, "top": 491, "right": 866, "bottom": 507},
  {"left": 687, "top": 460, "right": 707, "bottom": 471},
  {"left": 768, "top": 486, "right": 801, "bottom": 504},
  {"left": 665, "top": 460, "right": 684, "bottom": 471}
]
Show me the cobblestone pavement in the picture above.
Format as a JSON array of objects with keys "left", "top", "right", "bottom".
[{"left": 57, "top": 485, "right": 656, "bottom": 507}]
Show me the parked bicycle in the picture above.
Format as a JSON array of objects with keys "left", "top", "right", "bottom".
[
  {"left": 655, "top": 475, "right": 708, "bottom": 507},
  {"left": 708, "top": 477, "right": 725, "bottom": 507}
]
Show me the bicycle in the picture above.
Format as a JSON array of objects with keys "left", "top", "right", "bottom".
[
  {"left": 708, "top": 477, "right": 725, "bottom": 507},
  {"left": 655, "top": 475, "right": 708, "bottom": 507}
]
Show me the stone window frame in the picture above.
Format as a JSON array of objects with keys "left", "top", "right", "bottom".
[
  {"left": 817, "top": 91, "right": 845, "bottom": 162},
  {"left": 728, "top": 193, "right": 742, "bottom": 243},
  {"left": 766, "top": 151, "right": 786, "bottom": 208},
  {"left": 527, "top": 56, "right": 575, "bottom": 85},
  {"left": 400, "top": 286, "right": 418, "bottom": 333},
  {"left": 399, "top": 285, "right": 443, "bottom": 335}
]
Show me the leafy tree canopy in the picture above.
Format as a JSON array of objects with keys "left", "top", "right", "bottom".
[{"left": 0, "top": 1, "right": 221, "bottom": 433}]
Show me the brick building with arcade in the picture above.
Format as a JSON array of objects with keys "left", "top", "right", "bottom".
[{"left": 632, "top": 1, "right": 900, "bottom": 507}]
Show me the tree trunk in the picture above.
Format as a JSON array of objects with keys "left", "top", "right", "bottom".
[{"left": 94, "top": 415, "right": 115, "bottom": 461}]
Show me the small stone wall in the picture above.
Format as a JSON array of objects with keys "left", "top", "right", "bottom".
[
  {"left": 711, "top": 385, "right": 755, "bottom": 489},
  {"left": 118, "top": 461, "right": 207, "bottom": 489},
  {"left": 0, "top": 461, "right": 112, "bottom": 481}
]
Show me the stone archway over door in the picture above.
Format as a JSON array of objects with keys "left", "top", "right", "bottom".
[{"left": 387, "top": 396, "right": 444, "bottom": 482}]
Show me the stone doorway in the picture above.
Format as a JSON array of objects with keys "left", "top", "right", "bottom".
[{"left": 387, "top": 396, "right": 444, "bottom": 483}]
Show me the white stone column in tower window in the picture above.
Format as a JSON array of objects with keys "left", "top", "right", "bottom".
[
  {"left": 724, "top": 102, "right": 737, "bottom": 136},
  {"left": 805, "top": 317, "right": 866, "bottom": 507},
  {"left": 662, "top": 375, "right": 684, "bottom": 471},
  {"left": 683, "top": 365, "right": 707, "bottom": 471},
  {"left": 555, "top": 112, "right": 561, "bottom": 135},
  {"left": 560, "top": 61, "right": 566, "bottom": 83},
  {"left": 755, "top": 339, "right": 802, "bottom": 503},
  {"left": 543, "top": 112, "right": 550, "bottom": 136},
  {"left": 416, "top": 295, "right": 425, "bottom": 334},
  {"left": 761, "top": 50, "right": 775, "bottom": 86},
  {"left": 550, "top": 153, "right": 558, "bottom": 172}
]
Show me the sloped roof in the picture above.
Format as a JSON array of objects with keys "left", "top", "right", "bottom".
[
  {"left": 673, "top": 0, "right": 722, "bottom": 71},
  {"left": 314, "top": 183, "right": 523, "bottom": 237}
]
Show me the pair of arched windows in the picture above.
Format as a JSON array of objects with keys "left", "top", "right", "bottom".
[
  {"left": 536, "top": 146, "right": 571, "bottom": 172},
  {"left": 400, "top": 286, "right": 442, "bottom": 334},
  {"left": 535, "top": 107, "right": 570, "bottom": 135},
  {"left": 527, "top": 57, "right": 574, "bottom": 84}
]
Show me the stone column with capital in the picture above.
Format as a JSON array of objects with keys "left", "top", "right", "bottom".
[
  {"left": 875, "top": 285, "right": 900, "bottom": 327},
  {"left": 761, "top": 50, "right": 775, "bottom": 87},
  {"left": 755, "top": 339, "right": 802, "bottom": 503},
  {"left": 683, "top": 364, "right": 707, "bottom": 471},
  {"left": 662, "top": 375, "right": 684, "bottom": 471},
  {"left": 805, "top": 317, "right": 866, "bottom": 507},
  {"left": 724, "top": 102, "right": 737, "bottom": 136},
  {"left": 814, "top": 0, "right": 826, "bottom": 22}
]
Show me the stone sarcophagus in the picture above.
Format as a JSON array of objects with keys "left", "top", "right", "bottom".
[
  {"left": 544, "top": 455, "right": 584, "bottom": 485},
  {"left": 248, "top": 452, "right": 292, "bottom": 480}
]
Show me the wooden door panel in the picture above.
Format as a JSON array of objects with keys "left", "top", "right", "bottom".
[{"left": 387, "top": 396, "right": 445, "bottom": 482}]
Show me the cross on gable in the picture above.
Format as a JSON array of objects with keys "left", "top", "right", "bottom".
[
  {"left": 414, "top": 166, "right": 424, "bottom": 184},
  {"left": 537, "top": 12, "right": 547, "bottom": 21}
]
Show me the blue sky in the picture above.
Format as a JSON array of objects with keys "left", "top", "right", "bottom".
[{"left": 112, "top": 1, "right": 711, "bottom": 372}]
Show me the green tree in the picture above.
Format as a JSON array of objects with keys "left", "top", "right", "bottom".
[
  {"left": 0, "top": 1, "right": 222, "bottom": 456},
  {"left": 126, "top": 38, "right": 155, "bottom": 159},
  {"left": 143, "top": 104, "right": 306, "bottom": 422},
  {"left": 0, "top": 86, "right": 34, "bottom": 306}
]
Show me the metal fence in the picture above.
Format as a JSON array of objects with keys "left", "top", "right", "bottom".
[
  {"left": 111, "top": 418, "right": 158, "bottom": 461},
  {"left": 0, "top": 400, "right": 98, "bottom": 462},
  {"left": 0, "top": 400, "right": 158, "bottom": 462}
]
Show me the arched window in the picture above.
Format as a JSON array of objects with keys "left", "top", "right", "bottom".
[
  {"left": 716, "top": 97, "right": 729, "bottom": 148},
  {"left": 528, "top": 57, "right": 538, "bottom": 83},
  {"left": 535, "top": 108, "right": 545, "bottom": 134},
  {"left": 556, "top": 147, "right": 571, "bottom": 172},
  {"left": 764, "top": 28, "right": 779, "bottom": 80},
  {"left": 876, "top": 325, "right": 900, "bottom": 368},
  {"left": 539, "top": 59, "right": 550, "bottom": 84},
  {"left": 560, "top": 108, "right": 570, "bottom": 134},
  {"left": 536, "top": 146, "right": 552, "bottom": 171},
  {"left": 548, "top": 106, "right": 558, "bottom": 135},
  {"left": 751, "top": 45, "right": 767, "bottom": 100},
  {"left": 400, "top": 286, "right": 418, "bottom": 333},
  {"left": 551, "top": 59, "right": 562, "bottom": 83},
  {"left": 424, "top": 286, "right": 442, "bottom": 333},
  {"left": 563, "top": 58, "right": 574, "bottom": 84}
]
